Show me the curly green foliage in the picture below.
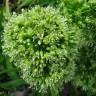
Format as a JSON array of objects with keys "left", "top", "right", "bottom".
[
  {"left": 61, "top": 0, "right": 96, "bottom": 95},
  {"left": 58, "top": 0, "right": 96, "bottom": 95},
  {"left": 74, "top": 2, "right": 96, "bottom": 95},
  {"left": 58, "top": 0, "right": 89, "bottom": 24},
  {"left": 3, "top": 6, "right": 78, "bottom": 93}
]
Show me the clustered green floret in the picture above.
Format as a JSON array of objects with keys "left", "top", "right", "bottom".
[{"left": 3, "top": 6, "right": 78, "bottom": 92}]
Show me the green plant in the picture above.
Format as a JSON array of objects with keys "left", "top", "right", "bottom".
[
  {"left": 74, "top": 1, "right": 96, "bottom": 95},
  {"left": 2, "top": 6, "right": 78, "bottom": 93},
  {"left": 58, "top": 0, "right": 96, "bottom": 95},
  {"left": 58, "top": 0, "right": 88, "bottom": 24}
]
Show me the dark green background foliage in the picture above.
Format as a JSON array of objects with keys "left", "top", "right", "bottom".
[
  {"left": 0, "top": 1, "right": 26, "bottom": 95},
  {"left": 58, "top": 0, "right": 96, "bottom": 95},
  {"left": 74, "top": 1, "right": 96, "bottom": 95},
  {"left": 3, "top": 6, "right": 78, "bottom": 93}
]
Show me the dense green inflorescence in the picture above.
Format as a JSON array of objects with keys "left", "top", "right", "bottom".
[{"left": 2, "top": 6, "right": 78, "bottom": 92}]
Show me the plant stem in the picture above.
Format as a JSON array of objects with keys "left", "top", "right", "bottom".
[{"left": 5, "top": 0, "right": 10, "bottom": 18}]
